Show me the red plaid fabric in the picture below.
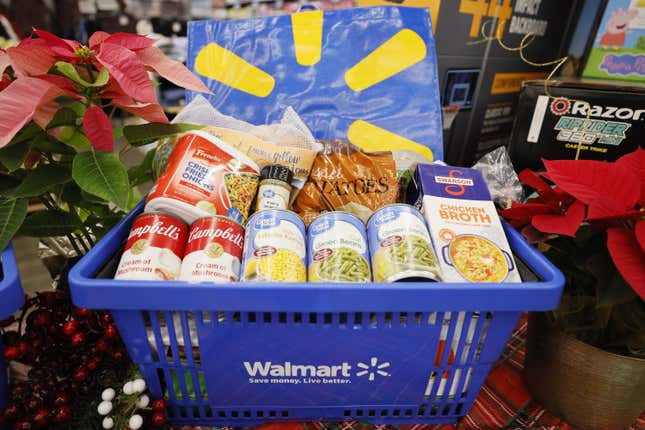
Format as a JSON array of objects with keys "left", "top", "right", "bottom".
[{"left": 178, "top": 315, "right": 645, "bottom": 430}]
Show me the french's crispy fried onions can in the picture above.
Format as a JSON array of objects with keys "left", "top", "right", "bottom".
[{"left": 146, "top": 131, "right": 260, "bottom": 225}]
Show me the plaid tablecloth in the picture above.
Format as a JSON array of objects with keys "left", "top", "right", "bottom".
[{"left": 182, "top": 315, "right": 645, "bottom": 430}]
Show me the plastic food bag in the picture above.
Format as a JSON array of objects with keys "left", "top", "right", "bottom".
[
  {"left": 293, "top": 140, "right": 398, "bottom": 224},
  {"left": 472, "top": 146, "right": 524, "bottom": 209},
  {"left": 152, "top": 96, "right": 321, "bottom": 195}
]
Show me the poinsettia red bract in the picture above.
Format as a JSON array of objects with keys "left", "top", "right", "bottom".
[
  {"left": 0, "top": 29, "right": 211, "bottom": 149},
  {"left": 500, "top": 150, "right": 645, "bottom": 301}
]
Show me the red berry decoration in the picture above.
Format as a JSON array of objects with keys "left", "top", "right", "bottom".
[
  {"left": 12, "top": 419, "right": 31, "bottom": 430},
  {"left": 3, "top": 345, "right": 20, "bottom": 360},
  {"left": 32, "top": 409, "right": 49, "bottom": 428},
  {"left": 29, "top": 310, "right": 53, "bottom": 327},
  {"left": 17, "top": 341, "right": 28, "bottom": 355},
  {"left": 53, "top": 393, "right": 70, "bottom": 407},
  {"left": 3, "top": 404, "right": 20, "bottom": 420},
  {"left": 62, "top": 319, "right": 79, "bottom": 336},
  {"left": 104, "top": 324, "right": 118, "bottom": 339},
  {"left": 53, "top": 406, "right": 72, "bottom": 423},
  {"left": 73, "top": 307, "right": 92, "bottom": 318},
  {"left": 151, "top": 399, "right": 167, "bottom": 411},
  {"left": 87, "top": 357, "right": 101, "bottom": 370},
  {"left": 112, "top": 350, "right": 124, "bottom": 361},
  {"left": 151, "top": 411, "right": 166, "bottom": 426},
  {"left": 70, "top": 331, "right": 86, "bottom": 347},
  {"left": 96, "top": 339, "right": 109, "bottom": 352},
  {"left": 73, "top": 366, "right": 89, "bottom": 382}
]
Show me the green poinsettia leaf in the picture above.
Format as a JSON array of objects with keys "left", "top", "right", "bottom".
[
  {"left": 0, "top": 137, "right": 33, "bottom": 171},
  {"left": 72, "top": 151, "right": 129, "bottom": 210},
  {"left": 46, "top": 107, "right": 78, "bottom": 129},
  {"left": 0, "top": 175, "right": 20, "bottom": 196},
  {"left": 12, "top": 164, "right": 71, "bottom": 198},
  {"left": 127, "top": 148, "right": 156, "bottom": 186},
  {"left": 19, "top": 209, "right": 79, "bottom": 237},
  {"left": 123, "top": 123, "right": 203, "bottom": 146},
  {"left": 0, "top": 198, "right": 28, "bottom": 251},
  {"left": 32, "top": 136, "right": 76, "bottom": 155}
]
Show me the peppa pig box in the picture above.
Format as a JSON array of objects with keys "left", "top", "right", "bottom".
[{"left": 583, "top": 0, "right": 645, "bottom": 84}]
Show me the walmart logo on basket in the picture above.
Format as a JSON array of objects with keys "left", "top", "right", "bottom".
[
  {"left": 244, "top": 358, "right": 391, "bottom": 385},
  {"left": 356, "top": 357, "right": 391, "bottom": 381}
]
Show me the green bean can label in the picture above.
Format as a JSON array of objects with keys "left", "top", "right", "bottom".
[
  {"left": 308, "top": 212, "right": 371, "bottom": 283},
  {"left": 367, "top": 204, "right": 441, "bottom": 282}
]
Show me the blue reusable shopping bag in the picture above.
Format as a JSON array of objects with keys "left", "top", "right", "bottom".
[{"left": 187, "top": 6, "right": 443, "bottom": 161}]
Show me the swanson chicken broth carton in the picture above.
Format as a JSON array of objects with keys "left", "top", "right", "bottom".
[{"left": 409, "top": 164, "right": 520, "bottom": 283}]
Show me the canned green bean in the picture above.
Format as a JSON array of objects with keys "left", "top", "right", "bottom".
[
  {"left": 367, "top": 204, "right": 441, "bottom": 282},
  {"left": 307, "top": 212, "right": 371, "bottom": 283}
]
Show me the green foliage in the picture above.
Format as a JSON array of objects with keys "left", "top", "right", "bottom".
[
  {"left": 123, "top": 123, "right": 203, "bottom": 146},
  {"left": 546, "top": 226, "right": 645, "bottom": 358}
]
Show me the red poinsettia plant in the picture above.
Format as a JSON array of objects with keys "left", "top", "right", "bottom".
[
  {"left": 0, "top": 30, "right": 208, "bottom": 254},
  {"left": 500, "top": 148, "right": 645, "bottom": 357}
]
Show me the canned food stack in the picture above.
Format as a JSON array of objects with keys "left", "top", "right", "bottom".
[
  {"left": 116, "top": 130, "right": 526, "bottom": 286},
  {"left": 115, "top": 132, "right": 451, "bottom": 285}
]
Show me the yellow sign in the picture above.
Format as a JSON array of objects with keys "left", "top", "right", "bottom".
[
  {"left": 459, "top": 0, "right": 512, "bottom": 38},
  {"left": 355, "top": 0, "right": 441, "bottom": 32},
  {"left": 490, "top": 72, "right": 547, "bottom": 94}
]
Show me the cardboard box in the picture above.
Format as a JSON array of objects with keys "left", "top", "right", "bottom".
[
  {"left": 582, "top": 0, "right": 645, "bottom": 84},
  {"left": 409, "top": 164, "right": 521, "bottom": 283},
  {"left": 509, "top": 79, "right": 645, "bottom": 170}
]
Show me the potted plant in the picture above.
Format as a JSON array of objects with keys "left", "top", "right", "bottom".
[
  {"left": 0, "top": 30, "right": 209, "bottom": 429},
  {"left": 500, "top": 149, "right": 645, "bottom": 430},
  {"left": 0, "top": 29, "right": 208, "bottom": 253}
]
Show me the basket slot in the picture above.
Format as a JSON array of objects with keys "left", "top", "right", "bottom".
[
  {"left": 180, "top": 312, "right": 200, "bottom": 366},
  {"left": 165, "top": 311, "right": 183, "bottom": 366},
  {"left": 477, "top": 312, "right": 519, "bottom": 362},
  {"left": 147, "top": 311, "right": 168, "bottom": 364}
]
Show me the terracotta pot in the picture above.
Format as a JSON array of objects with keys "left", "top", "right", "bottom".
[{"left": 524, "top": 313, "right": 645, "bottom": 430}]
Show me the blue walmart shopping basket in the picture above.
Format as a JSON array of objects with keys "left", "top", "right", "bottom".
[
  {"left": 69, "top": 203, "right": 564, "bottom": 426},
  {"left": 0, "top": 244, "right": 24, "bottom": 413}
]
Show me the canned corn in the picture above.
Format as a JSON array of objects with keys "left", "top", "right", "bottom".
[
  {"left": 241, "top": 210, "right": 307, "bottom": 282},
  {"left": 307, "top": 212, "right": 371, "bottom": 283},
  {"left": 367, "top": 204, "right": 441, "bottom": 282}
]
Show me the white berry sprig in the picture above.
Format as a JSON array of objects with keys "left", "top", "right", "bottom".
[{"left": 98, "top": 376, "right": 167, "bottom": 429}]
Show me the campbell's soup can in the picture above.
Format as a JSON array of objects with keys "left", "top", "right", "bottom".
[
  {"left": 241, "top": 210, "right": 307, "bottom": 282},
  {"left": 367, "top": 204, "right": 441, "bottom": 282},
  {"left": 307, "top": 212, "right": 371, "bottom": 283},
  {"left": 146, "top": 131, "right": 260, "bottom": 225},
  {"left": 115, "top": 212, "right": 187, "bottom": 281},
  {"left": 180, "top": 216, "right": 245, "bottom": 283}
]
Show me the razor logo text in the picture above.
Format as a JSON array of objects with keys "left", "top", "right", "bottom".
[{"left": 554, "top": 117, "right": 630, "bottom": 146}]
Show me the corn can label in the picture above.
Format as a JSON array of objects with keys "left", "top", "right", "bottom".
[
  {"left": 307, "top": 212, "right": 371, "bottom": 283},
  {"left": 241, "top": 210, "right": 306, "bottom": 282},
  {"left": 180, "top": 216, "right": 244, "bottom": 283},
  {"left": 115, "top": 213, "right": 187, "bottom": 281},
  {"left": 147, "top": 131, "right": 260, "bottom": 224},
  {"left": 367, "top": 204, "right": 441, "bottom": 282}
]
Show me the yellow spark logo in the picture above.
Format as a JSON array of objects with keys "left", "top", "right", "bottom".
[{"left": 193, "top": 11, "right": 435, "bottom": 161}]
